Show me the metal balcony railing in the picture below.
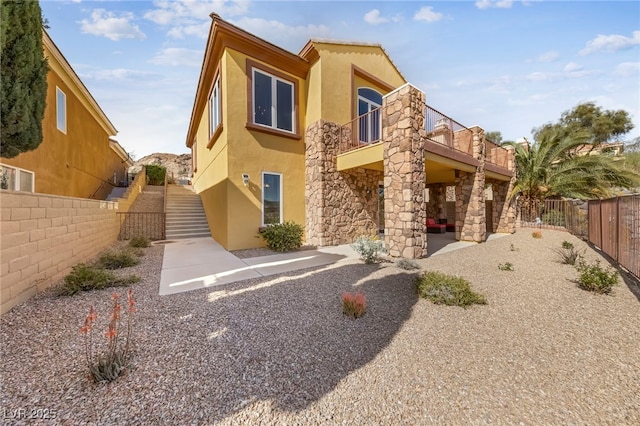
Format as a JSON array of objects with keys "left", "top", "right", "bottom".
[{"left": 339, "top": 107, "right": 382, "bottom": 154}]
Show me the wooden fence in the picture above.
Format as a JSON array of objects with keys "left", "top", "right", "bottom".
[
  {"left": 518, "top": 196, "right": 639, "bottom": 279},
  {"left": 588, "top": 195, "right": 639, "bottom": 279}
]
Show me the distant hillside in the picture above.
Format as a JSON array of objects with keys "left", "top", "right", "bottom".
[{"left": 130, "top": 153, "right": 192, "bottom": 180}]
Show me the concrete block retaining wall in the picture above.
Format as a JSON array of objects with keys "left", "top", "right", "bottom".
[{"left": 0, "top": 177, "right": 146, "bottom": 314}]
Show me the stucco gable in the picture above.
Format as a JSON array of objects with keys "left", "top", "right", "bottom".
[{"left": 43, "top": 30, "right": 117, "bottom": 136}]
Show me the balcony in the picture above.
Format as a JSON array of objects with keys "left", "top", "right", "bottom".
[{"left": 337, "top": 101, "right": 513, "bottom": 179}]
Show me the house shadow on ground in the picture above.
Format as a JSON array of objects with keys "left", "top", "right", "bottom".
[{"left": 154, "top": 262, "right": 419, "bottom": 422}]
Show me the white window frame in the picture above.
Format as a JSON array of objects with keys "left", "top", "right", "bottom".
[
  {"left": 357, "top": 87, "right": 382, "bottom": 144},
  {"left": 208, "top": 76, "right": 221, "bottom": 139},
  {"left": 252, "top": 68, "right": 295, "bottom": 133},
  {"left": 0, "top": 163, "right": 35, "bottom": 192},
  {"left": 56, "top": 86, "right": 66, "bottom": 134},
  {"left": 261, "top": 172, "right": 283, "bottom": 226}
]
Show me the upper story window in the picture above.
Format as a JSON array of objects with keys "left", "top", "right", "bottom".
[
  {"left": 252, "top": 68, "right": 294, "bottom": 133},
  {"left": 357, "top": 87, "right": 382, "bottom": 143},
  {"left": 208, "top": 76, "right": 221, "bottom": 139},
  {"left": 56, "top": 87, "right": 66, "bottom": 133}
]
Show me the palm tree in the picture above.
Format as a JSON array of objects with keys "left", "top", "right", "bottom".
[{"left": 507, "top": 128, "right": 640, "bottom": 214}]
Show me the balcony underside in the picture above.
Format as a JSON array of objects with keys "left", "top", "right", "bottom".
[{"left": 336, "top": 140, "right": 513, "bottom": 183}]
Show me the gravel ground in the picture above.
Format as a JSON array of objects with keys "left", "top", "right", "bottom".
[{"left": 1, "top": 230, "right": 639, "bottom": 425}]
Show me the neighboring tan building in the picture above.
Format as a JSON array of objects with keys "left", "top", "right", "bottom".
[
  {"left": 187, "top": 15, "right": 516, "bottom": 257},
  {"left": 0, "top": 30, "right": 132, "bottom": 200}
]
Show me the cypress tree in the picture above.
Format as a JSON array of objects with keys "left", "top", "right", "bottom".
[{"left": 1, "top": 0, "right": 48, "bottom": 158}]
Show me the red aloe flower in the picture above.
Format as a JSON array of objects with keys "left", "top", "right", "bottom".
[
  {"left": 105, "top": 323, "right": 117, "bottom": 340},
  {"left": 80, "top": 306, "right": 97, "bottom": 334},
  {"left": 127, "top": 289, "right": 136, "bottom": 313},
  {"left": 111, "top": 302, "right": 122, "bottom": 321},
  {"left": 88, "top": 306, "right": 97, "bottom": 322}
]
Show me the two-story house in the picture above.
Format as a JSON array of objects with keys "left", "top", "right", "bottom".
[
  {"left": 187, "top": 14, "right": 516, "bottom": 257},
  {"left": 0, "top": 30, "right": 132, "bottom": 200}
]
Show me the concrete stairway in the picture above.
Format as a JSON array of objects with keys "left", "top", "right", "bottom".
[{"left": 165, "top": 185, "right": 211, "bottom": 239}]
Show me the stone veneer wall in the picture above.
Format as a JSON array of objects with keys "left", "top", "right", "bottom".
[
  {"left": 490, "top": 179, "right": 516, "bottom": 233},
  {"left": 305, "top": 121, "right": 381, "bottom": 246},
  {"left": 455, "top": 127, "right": 486, "bottom": 242},
  {"left": 1, "top": 192, "right": 120, "bottom": 314},
  {"left": 489, "top": 146, "right": 517, "bottom": 233},
  {"left": 382, "top": 85, "right": 427, "bottom": 258}
]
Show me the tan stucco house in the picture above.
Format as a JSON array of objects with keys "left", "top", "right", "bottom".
[
  {"left": 1, "top": 30, "right": 132, "bottom": 200},
  {"left": 187, "top": 14, "right": 517, "bottom": 257}
]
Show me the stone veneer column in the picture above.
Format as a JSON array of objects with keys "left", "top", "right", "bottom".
[
  {"left": 492, "top": 146, "right": 517, "bottom": 233},
  {"left": 383, "top": 84, "right": 427, "bottom": 258},
  {"left": 305, "top": 120, "right": 381, "bottom": 246},
  {"left": 455, "top": 126, "right": 486, "bottom": 242}
]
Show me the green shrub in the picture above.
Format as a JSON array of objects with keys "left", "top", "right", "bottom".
[
  {"left": 60, "top": 264, "right": 140, "bottom": 296},
  {"left": 541, "top": 210, "right": 566, "bottom": 227},
  {"left": 575, "top": 260, "right": 618, "bottom": 294},
  {"left": 145, "top": 164, "right": 166, "bottom": 185},
  {"left": 396, "top": 258, "right": 420, "bottom": 270},
  {"left": 351, "top": 235, "right": 386, "bottom": 264},
  {"left": 98, "top": 250, "right": 140, "bottom": 270},
  {"left": 415, "top": 271, "right": 486, "bottom": 308},
  {"left": 554, "top": 241, "right": 584, "bottom": 265},
  {"left": 259, "top": 221, "right": 304, "bottom": 252},
  {"left": 498, "top": 262, "right": 514, "bottom": 271},
  {"left": 129, "top": 236, "right": 150, "bottom": 248}
]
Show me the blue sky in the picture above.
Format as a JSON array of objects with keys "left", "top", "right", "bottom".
[{"left": 40, "top": 0, "right": 640, "bottom": 158}]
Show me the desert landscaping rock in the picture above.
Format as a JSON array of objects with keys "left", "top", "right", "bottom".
[{"left": 1, "top": 230, "right": 638, "bottom": 424}]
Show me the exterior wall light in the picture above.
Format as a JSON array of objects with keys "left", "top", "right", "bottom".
[{"left": 242, "top": 174, "right": 250, "bottom": 186}]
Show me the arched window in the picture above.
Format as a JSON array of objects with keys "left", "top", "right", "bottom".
[{"left": 357, "top": 88, "right": 382, "bottom": 143}]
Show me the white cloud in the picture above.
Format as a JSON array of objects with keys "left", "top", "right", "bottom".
[
  {"left": 526, "top": 72, "right": 553, "bottom": 81},
  {"left": 144, "top": 0, "right": 249, "bottom": 26},
  {"left": 79, "top": 9, "right": 145, "bottom": 41},
  {"left": 614, "top": 62, "right": 640, "bottom": 77},
  {"left": 563, "top": 62, "right": 583, "bottom": 73},
  {"left": 230, "top": 17, "right": 331, "bottom": 48},
  {"left": 167, "top": 21, "right": 211, "bottom": 39},
  {"left": 475, "top": 0, "right": 514, "bottom": 9},
  {"left": 413, "top": 6, "right": 443, "bottom": 23},
  {"left": 535, "top": 51, "right": 559, "bottom": 63},
  {"left": 579, "top": 30, "right": 640, "bottom": 55},
  {"left": 87, "top": 68, "right": 157, "bottom": 81},
  {"left": 149, "top": 48, "right": 203, "bottom": 67},
  {"left": 364, "top": 9, "right": 388, "bottom": 25}
]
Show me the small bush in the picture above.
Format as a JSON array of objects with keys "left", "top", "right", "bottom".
[
  {"left": 498, "top": 262, "right": 514, "bottom": 271},
  {"left": 541, "top": 210, "right": 566, "bottom": 227},
  {"left": 145, "top": 164, "right": 166, "bottom": 185},
  {"left": 259, "top": 221, "right": 304, "bottom": 252},
  {"left": 561, "top": 240, "right": 574, "bottom": 250},
  {"left": 98, "top": 250, "right": 140, "bottom": 270},
  {"left": 129, "top": 236, "right": 150, "bottom": 248},
  {"left": 554, "top": 241, "right": 584, "bottom": 266},
  {"left": 342, "top": 292, "right": 366, "bottom": 319},
  {"left": 351, "top": 235, "right": 386, "bottom": 264},
  {"left": 61, "top": 264, "right": 139, "bottom": 296},
  {"left": 575, "top": 260, "right": 618, "bottom": 294},
  {"left": 532, "top": 231, "right": 543, "bottom": 239},
  {"left": 415, "top": 271, "right": 486, "bottom": 308},
  {"left": 396, "top": 258, "right": 420, "bottom": 270}
]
